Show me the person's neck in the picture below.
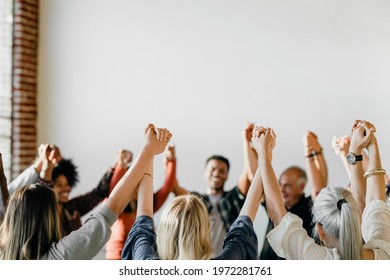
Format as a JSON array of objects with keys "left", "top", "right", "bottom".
[
  {"left": 207, "top": 188, "right": 223, "bottom": 195},
  {"left": 57, "top": 202, "right": 63, "bottom": 214},
  {"left": 285, "top": 194, "right": 304, "bottom": 210}
]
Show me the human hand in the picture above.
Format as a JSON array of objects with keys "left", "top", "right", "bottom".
[
  {"left": 332, "top": 135, "right": 351, "bottom": 156},
  {"left": 144, "top": 124, "right": 172, "bottom": 155},
  {"left": 242, "top": 122, "right": 255, "bottom": 143},
  {"left": 164, "top": 144, "right": 176, "bottom": 162},
  {"left": 355, "top": 120, "right": 378, "bottom": 152},
  {"left": 251, "top": 126, "right": 276, "bottom": 161},
  {"left": 40, "top": 144, "right": 54, "bottom": 169},
  {"left": 303, "top": 131, "right": 322, "bottom": 156},
  {"left": 116, "top": 149, "right": 133, "bottom": 169},
  {"left": 38, "top": 144, "right": 61, "bottom": 166},
  {"left": 350, "top": 120, "right": 375, "bottom": 153},
  {"left": 49, "top": 145, "right": 62, "bottom": 166}
]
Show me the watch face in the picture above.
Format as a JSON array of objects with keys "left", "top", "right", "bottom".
[{"left": 347, "top": 153, "right": 356, "bottom": 165}]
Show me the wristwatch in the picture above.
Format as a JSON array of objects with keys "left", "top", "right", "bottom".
[{"left": 346, "top": 152, "right": 363, "bottom": 165}]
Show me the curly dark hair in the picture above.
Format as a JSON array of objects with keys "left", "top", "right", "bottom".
[{"left": 52, "top": 158, "right": 79, "bottom": 188}]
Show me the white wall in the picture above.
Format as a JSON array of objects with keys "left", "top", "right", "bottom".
[{"left": 38, "top": 0, "right": 390, "bottom": 257}]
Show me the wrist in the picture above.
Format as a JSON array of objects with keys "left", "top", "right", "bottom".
[
  {"left": 306, "top": 157, "right": 315, "bottom": 163},
  {"left": 141, "top": 145, "right": 157, "bottom": 158},
  {"left": 305, "top": 147, "right": 322, "bottom": 158},
  {"left": 259, "top": 153, "right": 272, "bottom": 163},
  {"left": 41, "top": 165, "right": 54, "bottom": 173},
  {"left": 367, "top": 142, "right": 378, "bottom": 152},
  {"left": 33, "top": 158, "right": 44, "bottom": 172},
  {"left": 119, "top": 164, "right": 128, "bottom": 170},
  {"left": 339, "top": 151, "right": 348, "bottom": 157},
  {"left": 348, "top": 146, "right": 362, "bottom": 154}
]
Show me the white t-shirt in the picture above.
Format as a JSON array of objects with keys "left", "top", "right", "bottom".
[{"left": 208, "top": 193, "right": 227, "bottom": 257}]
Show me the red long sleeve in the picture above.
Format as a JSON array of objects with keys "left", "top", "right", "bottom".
[{"left": 153, "top": 160, "right": 176, "bottom": 212}]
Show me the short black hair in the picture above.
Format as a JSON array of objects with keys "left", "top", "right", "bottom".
[
  {"left": 52, "top": 158, "right": 79, "bottom": 188},
  {"left": 205, "top": 155, "right": 230, "bottom": 171}
]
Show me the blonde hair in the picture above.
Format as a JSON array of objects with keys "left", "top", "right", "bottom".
[
  {"left": 0, "top": 184, "right": 61, "bottom": 259},
  {"left": 156, "top": 194, "right": 212, "bottom": 260},
  {"left": 312, "top": 186, "right": 363, "bottom": 260}
]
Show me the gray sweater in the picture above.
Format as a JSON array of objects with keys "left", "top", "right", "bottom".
[{"left": 42, "top": 204, "right": 117, "bottom": 260}]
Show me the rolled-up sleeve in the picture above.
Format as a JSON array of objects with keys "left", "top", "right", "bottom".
[
  {"left": 267, "top": 213, "right": 336, "bottom": 260},
  {"left": 122, "top": 215, "right": 160, "bottom": 260},
  {"left": 214, "top": 215, "right": 258, "bottom": 260}
]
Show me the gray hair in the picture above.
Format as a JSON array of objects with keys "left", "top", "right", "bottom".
[{"left": 312, "top": 186, "right": 363, "bottom": 260}]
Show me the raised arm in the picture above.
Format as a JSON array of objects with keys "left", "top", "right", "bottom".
[
  {"left": 136, "top": 127, "right": 172, "bottom": 218},
  {"left": 8, "top": 144, "right": 61, "bottom": 194},
  {"left": 242, "top": 122, "right": 258, "bottom": 181},
  {"left": 136, "top": 159, "right": 155, "bottom": 218},
  {"left": 105, "top": 124, "right": 172, "bottom": 216},
  {"left": 0, "top": 153, "right": 9, "bottom": 222},
  {"left": 304, "top": 131, "right": 327, "bottom": 198},
  {"left": 349, "top": 120, "right": 376, "bottom": 213},
  {"left": 168, "top": 145, "right": 188, "bottom": 196},
  {"left": 239, "top": 146, "right": 263, "bottom": 222},
  {"left": 39, "top": 144, "right": 56, "bottom": 182},
  {"left": 238, "top": 122, "right": 258, "bottom": 196},
  {"left": 252, "top": 126, "right": 287, "bottom": 226},
  {"left": 153, "top": 144, "right": 177, "bottom": 211},
  {"left": 361, "top": 122, "right": 386, "bottom": 203},
  {"left": 332, "top": 135, "right": 352, "bottom": 181},
  {"left": 108, "top": 149, "right": 133, "bottom": 194}
]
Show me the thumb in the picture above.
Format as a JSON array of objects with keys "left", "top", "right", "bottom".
[{"left": 144, "top": 123, "right": 155, "bottom": 135}]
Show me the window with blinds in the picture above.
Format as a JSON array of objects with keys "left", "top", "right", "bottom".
[
  {"left": 0, "top": 0, "right": 13, "bottom": 180},
  {"left": 1, "top": 0, "right": 39, "bottom": 181}
]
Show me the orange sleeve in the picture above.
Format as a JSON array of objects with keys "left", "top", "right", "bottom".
[
  {"left": 153, "top": 160, "right": 176, "bottom": 212},
  {"left": 108, "top": 163, "right": 128, "bottom": 194}
]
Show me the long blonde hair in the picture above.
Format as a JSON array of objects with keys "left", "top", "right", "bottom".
[
  {"left": 157, "top": 194, "right": 212, "bottom": 260},
  {"left": 0, "top": 184, "right": 61, "bottom": 259}
]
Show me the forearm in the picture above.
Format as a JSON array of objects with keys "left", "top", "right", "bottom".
[
  {"left": 137, "top": 160, "right": 154, "bottom": 218},
  {"left": 366, "top": 144, "right": 385, "bottom": 202},
  {"left": 350, "top": 162, "right": 366, "bottom": 214},
  {"left": 8, "top": 165, "right": 39, "bottom": 194},
  {"left": 260, "top": 159, "right": 287, "bottom": 226},
  {"left": 237, "top": 170, "right": 251, "bottom": 196},
  {"left": 315, "top": 154, "right": 328, "bottom": 186},
  {"left": 105, "top": 147, "right": 154, "bottom": 216},
  {"left": 340, "top": 153, "right": 351, "bottom": 179},
  {"left": 109, "top": 164, "right": 127, "bottom": 194},
  {"left": 306, "top": 158, "right": 325, "bottom": 198},
  {"left": 39, "top": 163, "right": 54, "bottom": 182},
  {"left": 153, "top": 160, "right": 176, "bottom": 211},
  {"left": 239, "top": 166, "right": 263, "bottom": 222},
  {"left": 243, "top": 141, "right": 258, "bottom": 181},
  {"left": 33, "top": 157, "right": 43, "bottom": 173}
]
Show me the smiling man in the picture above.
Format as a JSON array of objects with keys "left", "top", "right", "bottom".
[{"left": 173, "top": 154, "right": 250, "bottom": 257}]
